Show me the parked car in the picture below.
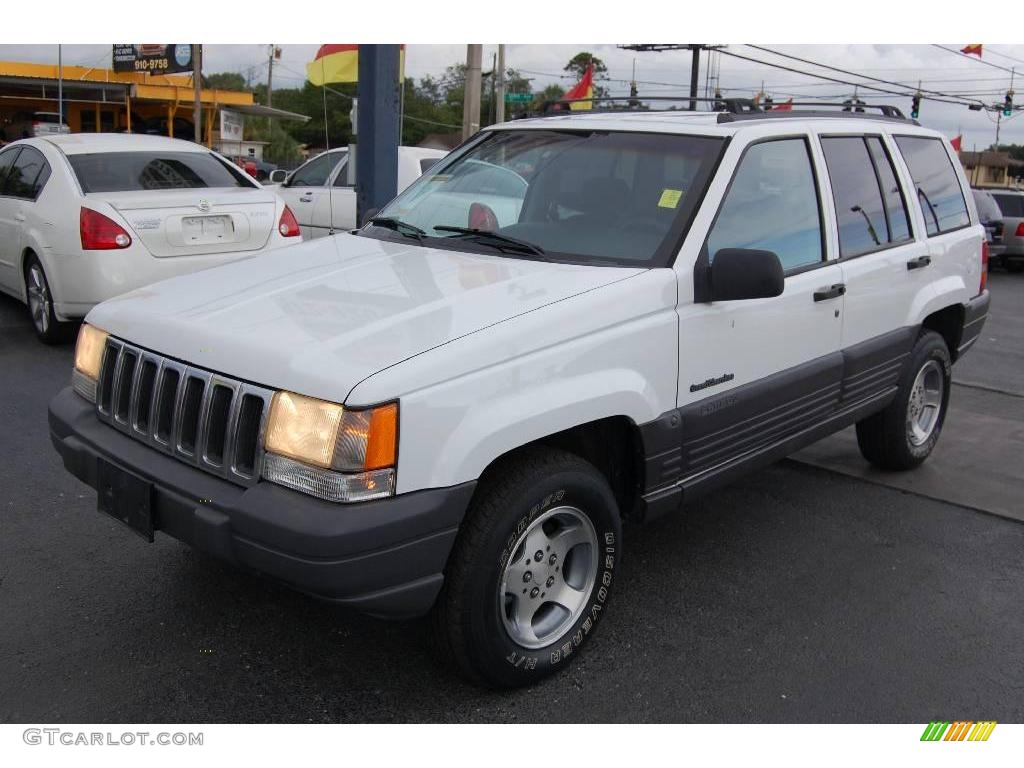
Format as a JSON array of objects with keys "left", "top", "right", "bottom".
[
  {"left": 272, "top": 146, "right": 446, "bottom": 237},
  {"left": 971, "top": 188, "right": 1005, "bottom": 263},
  {"left": 0, "top": 133, "right": 302, "bottom": 343},
  {"left": 4, "top": 111, "right": 70, "bottom": 140},
  {"left": 982, "top": 188, "right": 1024, "bottom": 272},
  {"left": 50, "top": 106, "right": 988, "bottom": 688},
  {"left": 227, "top": 156, "right": 277, "bottom": 183}
]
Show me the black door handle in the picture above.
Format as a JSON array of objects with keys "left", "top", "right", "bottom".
[
  {"left": 907, "top": 255, "right": 932, "bottom": 270},
  {"left": 813, "top": 283, "right": 846, "bottom": 302}
]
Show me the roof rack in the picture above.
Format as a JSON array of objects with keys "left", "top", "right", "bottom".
[
  {"left": 524, "top": 96, "right": 916, "bottom": 125},
  {"left": 718, "top": 101, "right": 916, "bottom": 124},
  {"left": 534, "top": 95, "right": 761, "bottom": 116}
]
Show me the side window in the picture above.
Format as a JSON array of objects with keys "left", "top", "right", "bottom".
[
  {"left": 821, "top": 137, "right": 888, "bottom": 257},
  {"left": 820, "top": 136, "right": 912, "bottom": 257},
  {"left": 894, "top": 136, "right": 970, "bottom": 236},
  {"left": 0, "top": 147, "right": 20, "bottom": 192},
  {"left": 866, "top": 137, "right": 911, "bottom": 243},
  {"left": 287, "top": 152, "right": 336, "bottom": 187},
  {"left": 332, "top": 156, "right": 352, "bottom": 187},
  {"left": 707, "top": 138, "right": 824, "bottom": 271},
  {"left": 4, "top": 146, "right": 49, "bottom": 200}
]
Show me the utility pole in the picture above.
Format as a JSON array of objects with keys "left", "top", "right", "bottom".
[
  {"left": 689, "top": 45, "right": 700, "bottom": 111},
  {"left": 57, "top": 45, "right": 63, "bottom": 127},
  {"left": 495, "top": 44, "right": 506, "bottom": 124},
  {"left": 267, "top": 44, "right": 274, "bottom": 110},
  {"left": 192, "top": 44, "right": 202, "bottom": 144},
  {"left": 462, "top": 45, "right": 483, "bottom": 140}
]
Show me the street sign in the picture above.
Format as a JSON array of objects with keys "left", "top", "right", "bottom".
[{"left": 505, "top": 92, "right": 533, "bottom": 103}]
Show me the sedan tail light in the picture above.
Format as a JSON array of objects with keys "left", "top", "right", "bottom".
[
  {"left": 1016, "top": 222, "right": 1024, "bottom": 237},
  {"left": 80, "top": 208, "right": 132, "bottom": 250},
  {"left": 278, "top": 206, "right": 301, "bottom": 237}
]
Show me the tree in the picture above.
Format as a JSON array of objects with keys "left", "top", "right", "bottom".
[
  {"left": 203, "top": 72, "right": 247, "bottom": 92},
  {"left": 563, "top": 52, "right": 610, "bottom": 99}
]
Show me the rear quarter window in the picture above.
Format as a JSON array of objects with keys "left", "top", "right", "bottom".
[
  {"left": 68, "top": 151, "right": 256, "bottom": 193},
  {"left": 894, "top": 136, "right": 970, "bottom": 236}
]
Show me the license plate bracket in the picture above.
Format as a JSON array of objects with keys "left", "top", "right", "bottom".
[
  {"left": 182, "top": 214, "right": 234, "bottom": 244},
  {"left": 97, "top": 458, "right": 155, "bottom": 542}
]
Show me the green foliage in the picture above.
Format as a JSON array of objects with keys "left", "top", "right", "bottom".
[
  {"left": 563, "top": 52, "right": 610, "bottom": 99},
  {"left": 224, "top": 51, "right": 605, "bottom": 152},
  {"left": 203, "top": 71, "right": 248, "bottom": 92}
]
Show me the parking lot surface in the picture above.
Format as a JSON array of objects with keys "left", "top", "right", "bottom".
[{"left": 1, "top": 274, "right": 1022, "bottom": 723}]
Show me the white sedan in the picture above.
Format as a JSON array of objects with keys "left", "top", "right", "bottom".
[
  {"left": 0, "top": 134, "right": 302, "bottom": 343},
  {"left": 273, "top": 146, "right": 446, "bottom": 238}
]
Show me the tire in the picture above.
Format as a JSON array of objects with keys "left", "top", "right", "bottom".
[
  {"left": 1006, "top": 260, "right": 1024, "bottom": 273},
  {"left": 855, "top": 330, "right": 951, "bottom": 471},
  {"left": 24, "top": 254, "right": 68, "bottom": 344},
  {"left": 432, "top": 446, "right": 622, "bottom": 689}
]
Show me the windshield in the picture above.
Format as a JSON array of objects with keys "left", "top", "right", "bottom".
[
  {"left": 362, "top": 129, "right": 726, "bottom": 267},
  {"left": 69, "top": 151, "right": 256, "bottom": 193}
]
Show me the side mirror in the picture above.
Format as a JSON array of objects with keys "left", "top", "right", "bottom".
[
  {"left": 268, "top": 169, "right": 288, "bottom": 184},
  {"left": 710, "top": 248, "right": 785, "bottom": 301}
]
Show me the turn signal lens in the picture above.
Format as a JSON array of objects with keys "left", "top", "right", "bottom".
[
  {"left": 74, "top": 324, "right": 108, "bottom": 380},
  {"left": 265, "top": 391, "right": 344, "bottom": 469}
]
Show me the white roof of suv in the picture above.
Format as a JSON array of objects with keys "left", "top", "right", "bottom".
[{"left": 500, "top": 109, "right": 938, "bottom": 139}]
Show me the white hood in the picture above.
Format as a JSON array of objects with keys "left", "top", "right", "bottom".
[{"left": 86, "top": 232, "right": 644, "bottom": 403}]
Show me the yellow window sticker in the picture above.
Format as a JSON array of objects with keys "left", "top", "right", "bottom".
[{"left": 658, "top": 188, "right": 684, "bottom": 209}]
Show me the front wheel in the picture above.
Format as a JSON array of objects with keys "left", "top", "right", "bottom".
[
  {"left": 432, "top": 447, "right": 622, "bottom": 688},
  {"left": 855, "top": 330, "right": 951, "bottom": 470}
]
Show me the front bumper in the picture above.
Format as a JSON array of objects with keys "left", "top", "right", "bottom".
[
  {"left": 49, "top": 387, "right": 475, "bottom": 618},
  {"left": 957, "top": 289, "right": 990, "bottom": 357}
]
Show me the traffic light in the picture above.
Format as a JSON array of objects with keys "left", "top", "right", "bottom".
[
  {"left": 1003, "top": 91, "right": 1014, "bottom": 117},
  {"left": 911, "top": 93, "right": 921, "bottom": 119}
]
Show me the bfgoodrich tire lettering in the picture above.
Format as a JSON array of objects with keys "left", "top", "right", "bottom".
[
  {"left": 431, "top": 446, "right": 621, "bottom": 689},
  {"left": 855, "top": 329, "right": 951, "bottom": 470}
]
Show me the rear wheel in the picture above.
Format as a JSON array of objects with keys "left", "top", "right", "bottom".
[
  {"left": 1006, "top": 260, "right": 1024, "bottom": 273},
  {"left": 855, "top": 330, "right": 951, "bottom": 470},
  {"left": 24, "top": 254, "right": 68, "bottom": 344},
  {"left": 432, "top": 446, "right": 621, "bottom": 688}
]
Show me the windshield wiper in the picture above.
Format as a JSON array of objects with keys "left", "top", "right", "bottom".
[
  {"left": 433, "top": 226, "right": 547, "bottom": 257},
  {"left": 367, "top": 216, "right": 427, "bottom": 240}
]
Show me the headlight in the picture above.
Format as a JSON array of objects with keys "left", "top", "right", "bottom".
[
  {"left": 262, "top": 391, "right": 398, "bottom": 503},
  {"left": 72, "top": 324, "right": 108, "bottom": 402}
]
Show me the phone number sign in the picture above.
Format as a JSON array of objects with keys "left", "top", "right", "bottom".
[{"left": 113, "top": 45, "right": 194, "bottom": 75}]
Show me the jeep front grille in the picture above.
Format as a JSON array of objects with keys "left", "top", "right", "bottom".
[{"left": 95, "top": 338, "right": 274, "bottom": 486}]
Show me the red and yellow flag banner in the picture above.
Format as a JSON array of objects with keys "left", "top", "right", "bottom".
[
  {"left": 307, "top": 44, "right": 405, "bottom": 85},
  {"left": 961, "top": 44, "right": 983, "bottom": 58},
  {"left": 564, "top": 63, "right": 594, "bottom": 110}
]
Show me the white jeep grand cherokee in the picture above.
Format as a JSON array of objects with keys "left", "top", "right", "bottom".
[{"left": 50, "top": 103, "right": 990, "bottom": 688}]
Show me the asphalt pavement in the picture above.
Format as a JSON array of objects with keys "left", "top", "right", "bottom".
[{"left": 1, "top": 273, "right": 1022, "bottom": 723}]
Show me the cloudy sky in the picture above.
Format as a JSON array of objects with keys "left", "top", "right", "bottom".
[{"left": 2, "top": 43, "right": 1022, "bottom": 149}]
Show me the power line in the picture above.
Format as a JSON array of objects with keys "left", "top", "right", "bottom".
[
  {"left": 744, "top": 45, "right": 986, "bottom": 106},
  {"left": 931, "top": 45, "right": 1016, "bottom": 74},
  {"left": 716, "top": 48, "right": 976, "bottom": 107}
]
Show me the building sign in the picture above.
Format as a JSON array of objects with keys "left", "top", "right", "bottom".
[
  {"left": 220, "top": 109, "right": 244, "bottom": 143},
  {"left": 113, "top": 45, "right": 194, "bottom": 74}
]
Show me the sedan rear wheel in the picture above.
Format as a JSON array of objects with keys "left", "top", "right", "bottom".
[{"left": 24, "top": 255, "right": 67, "bottom": 344}]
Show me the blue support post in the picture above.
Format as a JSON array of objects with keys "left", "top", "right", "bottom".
[{"left": 356, "top": 44, "right": 401, "bottom": 225}]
